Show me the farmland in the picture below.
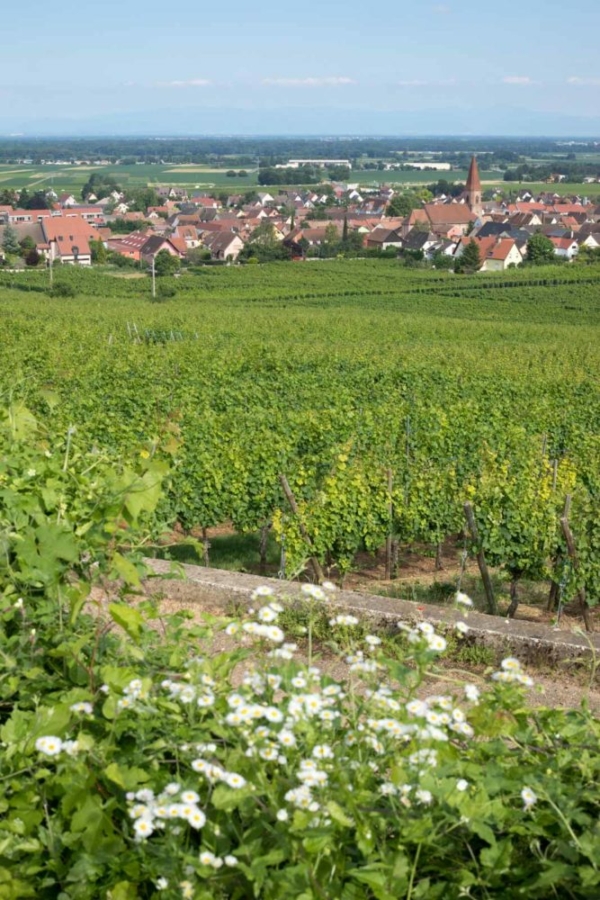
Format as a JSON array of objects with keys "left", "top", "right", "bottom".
[
  {"left": 1, "top": 259, "right": 600, "bottom": 616},
  {"left": 0, "top": 163, "right": 261, "bottom": 194},
  {"left": 2, "top": 160, "right": 600, "bottom": 198}
]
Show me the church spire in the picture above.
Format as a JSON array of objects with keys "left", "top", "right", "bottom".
[{"left": 466, "top": 155, "right": 482, "bottom": 215}]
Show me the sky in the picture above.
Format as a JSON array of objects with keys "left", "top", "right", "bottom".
[{"left": 1, "top": 0, "right": 600, "bottom": 135}]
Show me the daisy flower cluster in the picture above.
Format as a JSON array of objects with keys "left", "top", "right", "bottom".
[
  {"left": 399, "top": 620, "right": 448, "bottom": 653},
  {"left": 492, "top": 657, "right": 534, "bottom": 687},
  {"left": 35, "top": 736, "right": 80, "bottom": 757},
  {"left": 127, "top": 784, "right": 208, "bottom": 840},
  {"left": 161, "top": 672, "right": 216, "bottom": 708},
  {"left": 116, "top": 678, "right": 149, "bottom": 711}
]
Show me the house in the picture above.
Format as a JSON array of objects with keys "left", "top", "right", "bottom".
[
  {"left": 41, "top": 216, "right": 99, "bottom": 265},
  {"left": 106, "top": 232, "right": 182, "bottom": 263},
  {"left": 256, "top": 192, "right": 275, "bottom": 206},
  {"left": 8, "top": 208, "right": 56, "bottom": 225},
  {"left": 550, "top": 237, "right": 579, "bottom": 260},
  {"left": 201, "top": 231, "right": 245, "bottom": 261},
  {"left": 58, "top": 193, "right": 77, "bottom": 208},
  {"left": 174, "top": 225, "right": 201, "bottom": 249},
  {"left": 402, "top": 230, "right": 440, "bottom": 255},
  {"left": 479, "top": 238, "right": 523, "bottom": 271},
  {"left": 579, "top": 233, "right": 600, "bottom": 249},
  {"left": 365, "top": 228, "right": 403, "bottom": 251}
]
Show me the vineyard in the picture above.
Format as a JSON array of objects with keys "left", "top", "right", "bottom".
[{"left": 1, "top": 260, "right": 600, "bottom": 619}]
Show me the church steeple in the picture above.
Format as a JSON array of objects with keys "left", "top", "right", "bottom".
[{"left": 466, "top": 155, "right": 482, "bottom": 216}]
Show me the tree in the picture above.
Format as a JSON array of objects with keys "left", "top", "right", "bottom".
[
  {"left": 153, "top": 250, "right": 181, "bottom": 276},
  {"left": 25, "top": 248, "right": 41, "bottom": 267},
  {"left": 24, "top": 191, "right": 50, "bottom": 210},
  {"left": 90, "top": 240, "right": 107, "bottom": 264},
  {"left": 455, "top": 239, "right": 481, "bottom": 274},
  {"left": 240, "top": 222, "right": 291, "bottom": 263},
  {"left": 526, "top": 233, "right": 555, "bottom": 266},
  {"left": 19, "top": 235, "right": 36, "bottom": 257},
  {"left": 2, "top": 224, "right": 20, "bottom": 256},
  {"left": 386, "top": 194, "right": 416, "bottom": 217},
  {"left": 226, "top": 170, "right": 237, "bottom": 178},
  {"left": 126, "top": 187, "right": 161, "bottom": 213}
]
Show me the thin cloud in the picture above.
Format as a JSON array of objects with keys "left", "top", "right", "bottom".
[
  {"left": 433, "top": 4, "right": 451, "bottom": 13},
  {"left": 502, "top": 76, "right": 534, "bottom": 85},
  {"left": 157, "top": 79, "right": 212, "bottom": 88},
  {"left": 397, "top": 78, "right": 456, "bottom": 87},
  {"left": 262, "top": 76, "right": 356, "bottom": 87},
  {"left": 567, "top": 76, "right": 600, "bottom": 86}
]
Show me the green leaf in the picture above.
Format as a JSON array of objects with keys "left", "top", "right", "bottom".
[
  {"left": 112, "top": 552, "right": 142, "bottom": 588},
  {"left": 326, "top": 800, "right": 354, "bottom": 828},
  {"left": 107, "top": 884, "right": 138, "bottom": 900},
  {"left": 211, "top": 784, "right": 253, "bottom": 812},
  {"left": 108, "top": 603, "right": 145, "bottom": 643},
  {"left": 104, "top": 763, "right": 149, "bottom": 792}
]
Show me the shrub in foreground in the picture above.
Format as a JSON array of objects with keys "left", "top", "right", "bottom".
[{"left": 1, "top": 409, "right": 600, "bottom": 899}]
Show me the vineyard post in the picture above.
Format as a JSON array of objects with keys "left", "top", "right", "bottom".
[
  {"left": 560, "top": 509, "right": 592, "bottom": 633},
  {"left": 279, "top": 474, "right": 324, "bottom": 583},
  {"left": 549, "top": 494, "right": 571, "bottom": 610},
  {"left": 385, "top": 468, "right": 394, "bottom": 580},
  {"left": 463, "top": 502, "right": 498, "bottom": 615},
  {"left": 201, "top": 527, "right": 211, "bottom": 567},
  {"left": 259, "top": 523, "right": 270, "bottom": 576}
]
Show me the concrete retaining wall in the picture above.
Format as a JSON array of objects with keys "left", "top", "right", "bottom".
[{"left": 144, "top": 558, "right": 600, "bottom": 665}]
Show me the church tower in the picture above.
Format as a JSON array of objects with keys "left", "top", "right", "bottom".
[{"left": 465, "top": 155, "right": 482, "bottom": 216}]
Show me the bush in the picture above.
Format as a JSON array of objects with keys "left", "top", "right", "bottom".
[
  {"left": 47, "top": 282, "right": 77, "bottom": 298},
  {"left": 151, "top": 283, "right": 177, "bottom": 301},
  {"left": 2, "top": 407, "right": 600, "bottom": 899},
  {"left": 1, "top": 410, "right": 600, "bottom": 899}
]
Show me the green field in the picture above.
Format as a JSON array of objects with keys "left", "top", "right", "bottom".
[
  {"left": 1, "top": 259, "right": 600, "bottom": 601},
  {"left": 0, "top": 163, "right": 260, "bottom": 195},
  {"left": 2, "top": 161, "right": 600, "bottom": 198}
]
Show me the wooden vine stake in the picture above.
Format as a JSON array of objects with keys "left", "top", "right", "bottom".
[
  {"left": 560, "top": 502, "right": 592, "bottom": 633},
  {"left": 463, "top": 502, "right": 498, "bottom": 615},
  {"left": 385, "top": 468, "right": 394, "bottom": 581},
  {"left": 279, "top": 474, "right": 324, "bottom": 583}
]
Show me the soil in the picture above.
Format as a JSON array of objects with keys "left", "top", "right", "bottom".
[
  {"left": 90, "top": 581, "right": 600, "bottom": 715},
  {"left": 159, "top": 526, "right": 596, "bottom": 630}
]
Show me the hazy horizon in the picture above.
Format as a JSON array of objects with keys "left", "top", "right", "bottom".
[{"left": 3, "top": 0, "right": 600, "bottom": 139}]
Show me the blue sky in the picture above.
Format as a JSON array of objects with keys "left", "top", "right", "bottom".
[{"left": 1, "top": 0, "right": 600, "bottom": 134}]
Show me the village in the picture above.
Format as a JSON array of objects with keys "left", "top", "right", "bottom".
[{"left": 1, "top": 157, "right": 600, "bottom": 270}]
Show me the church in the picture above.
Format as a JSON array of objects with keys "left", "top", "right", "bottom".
[{"left": 465, "top": 155, "right": 483, "bottom": 216}]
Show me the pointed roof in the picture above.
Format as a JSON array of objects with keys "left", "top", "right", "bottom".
[{"left": 466, "top": 156, "right": 481, "bottom": 193}]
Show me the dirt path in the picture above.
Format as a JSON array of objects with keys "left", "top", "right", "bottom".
[{"left": 92, "top": 584, "right": 600, "bottom": 714}]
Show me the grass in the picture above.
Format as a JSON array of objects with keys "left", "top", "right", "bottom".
[
  {"left": 0, "top": 163, "right": 259, "bottom": 195},
  {"left": 153, "top": 531, "right": 280, "bottom": 574},
  {"left": 378, "top": 572, "right": 552, "bottom": 617}
]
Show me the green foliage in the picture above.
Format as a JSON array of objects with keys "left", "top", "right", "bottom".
[
  {"left": 2, "top": 224, "right": 20, "bottom": 256},
  {"left": 1, "top": 260, "right": 600, "bottom": 606},
  {"left": 153, "top": 250, "right": 181, "bottom": 276},
  {"left": 386, "top": 193, "right": 417, "bottom": 217},
  {"left": 527, "top": 233, "right": 556, "bottom": 265},
  {"left": 48, "top": 282, "right": 77, "bottom": 298},
  {"left": 90, "top": 239, "right": 107, "bottom": 264},
  {"left": 82, "top": 171, "right": 121, "bottom": 201},
  {"left": 1, "top": 436, "right": 600, "bottom": 900},
  {"left": 454, "top": 239, "right": 481, "bottom": 274}
]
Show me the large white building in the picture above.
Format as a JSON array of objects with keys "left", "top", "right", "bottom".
[{"left": 278, "top": 159, "right": 352, "bottom": 169}]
